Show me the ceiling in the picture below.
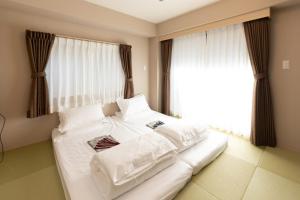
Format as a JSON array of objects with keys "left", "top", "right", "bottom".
[{"left": 84, "top": 0, "right": 219, "bottom": 23}]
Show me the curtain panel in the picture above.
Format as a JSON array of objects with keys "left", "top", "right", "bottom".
[
  {"left": 161, "top": 39, "right": 173, "bottom": 115},
  {"left": 244, "top": 18, "right": 276, "bottom": 147},
  {"left": 119, "top": 44, "right": 134, "bottom": 98},
  {"left": 26, "top": 30, "right": 55, "bottom": 118},
  {"left": 170, "top": 24, "right": 253, "bottom": 137},
  {"left": 46, "top": 37, "right": 125, "bottom": 112}
]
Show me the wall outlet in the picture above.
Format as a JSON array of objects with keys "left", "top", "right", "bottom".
[{"left": 282, "top": 60, "right": 290, "bottom": 70}]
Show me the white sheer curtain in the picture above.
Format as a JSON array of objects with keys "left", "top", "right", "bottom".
[
  {"left": 170, "top": 24, "right": 253, "bottom": 137},
  {"left": 46, "top": 37, "right": 125, "bottom": 112}
]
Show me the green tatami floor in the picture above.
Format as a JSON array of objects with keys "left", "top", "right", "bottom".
[
  {"left": 1, "top": 133, "right": 300, "bottom": 200},
  {"left": 0, "top": 141, "right": 65, "bottom": 200},
  {"left": 175, "top": 133, "right": 300, "bottom": 200}
]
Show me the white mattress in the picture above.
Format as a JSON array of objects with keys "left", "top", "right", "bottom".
[
  {"left": 113, "top": 111, "right": 228, "bottom": 175},
  {"left": 52, "top": 117, "right": 193, "bottom": 200}
]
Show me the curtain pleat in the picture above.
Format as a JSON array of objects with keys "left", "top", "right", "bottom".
[
  {"left": 119, "top": 44, "right": 134, "bottom": 98},
  {"left": 46, "top": 38, "right": 125, "bottom": 112},
  {"left": 244, "top": 18, "right": 276, "bottom": 147},
  {"left": 26, "top": 30, "right": 55, "bottom": 118},
  {"left": 161, "top": 39, "right": 173, "bottom": 115}
]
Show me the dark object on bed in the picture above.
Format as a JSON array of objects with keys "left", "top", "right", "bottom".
[
  {"left": 146, "top": 121, "right": 165, "bottom": 129},
  {"left": 88, "top": 135, "right": 120, "bottom": 152}
]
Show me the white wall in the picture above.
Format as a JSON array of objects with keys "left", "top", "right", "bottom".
[
  {"left": 270, "top": 5, "right": 300, "bottom": 152},
  {"left": 0, "top": 7, "right": 150, "bottom": 150}
]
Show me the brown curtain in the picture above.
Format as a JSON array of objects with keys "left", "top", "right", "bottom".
[
  {"left": 119, "top": 44, "right": 134, "bottom": 98},
  {"left": 244, "top": 18, "right": 276, "bottom": 147},
  {"left": 160, "top": 39, "right": 173, "bottom": 115},
  {"left": 26, "top": 30, "right": 55, "bottom": 118}
]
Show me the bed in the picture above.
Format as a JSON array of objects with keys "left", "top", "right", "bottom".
[
  {"left": 113, "top": 110, "right": 228, "bottom": 175},
  {"left": 52, "top": 117, "right": 193, "bottom": 200}
]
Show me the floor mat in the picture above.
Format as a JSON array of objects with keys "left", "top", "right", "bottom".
[
  {"left": 192, "top": 154, "right": 255, "bottom": 200},
  {"left": 243, "top": 168, "right": 300, "bottom": 200}
]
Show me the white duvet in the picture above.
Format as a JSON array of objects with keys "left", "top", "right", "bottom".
[
  {"left": 156, "top": 122, "right": 207, "bottom": 152},
  {"left": 90, "top": 133, "right": 177, "bottom": 200},
  {"left": 113, "top": 111, "right": 228, "bottom": 175}
]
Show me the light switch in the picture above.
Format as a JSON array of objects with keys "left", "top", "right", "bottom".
[
  {"left": 282, "top": 60, "right": 290, "bottom": 70},
  {"left": 143, "top": 65, "right": 147, "bottom": 71}
]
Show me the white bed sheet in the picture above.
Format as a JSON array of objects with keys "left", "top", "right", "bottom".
[
  {"left": 52, "top": 117, "right": 193, "bottom": 200},
  {"left": 113, "top": 111, "right": 228, "bottom": 175}
]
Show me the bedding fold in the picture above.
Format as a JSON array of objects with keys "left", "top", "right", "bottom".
[
  {"left": 90, "top": 133, "right": 177, "bottom": 199},
  {"left": 155, "top": 122, "right": 207, "bottom": 152}
]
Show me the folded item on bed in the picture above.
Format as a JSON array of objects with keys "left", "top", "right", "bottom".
[
  {"left": 87, "top": 135, "right": 120, "bottom": 152},
  {"left": 146, "top": 120, "right": 165, "bottom": 129},
  {"left": 90, "top": 133, "right": 177, "bottom": 199},
  {"left": 90, "top": 133, "right": 177, "bottom": 185},
  {"left": 90, "top": 154, "right": 176, "bottom": 200},
  {"left": 155, "top": 122, "right": 207, "bottom": 152}
]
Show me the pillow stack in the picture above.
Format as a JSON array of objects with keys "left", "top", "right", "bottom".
[
  {"left": 117, "top": 94, "right": 151, "bottom": 120},
  {"left": 58, "top": 103, "right": 105, "bottom": 133}
]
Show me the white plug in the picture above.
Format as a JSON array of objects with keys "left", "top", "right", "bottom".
[{"left": 282, "top": 60, "right": 290, "bottom": 70}]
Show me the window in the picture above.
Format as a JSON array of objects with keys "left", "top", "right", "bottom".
[
  {"left": 46, "top": 37, "right": 125, "bottom": 112},
  {"left": 170, "top": 24, "right": 253, "bottom": 137}
]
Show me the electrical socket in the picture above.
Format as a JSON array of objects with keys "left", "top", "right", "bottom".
[{"left": 282, "top": 60, "right": 290, "bottom": 70}]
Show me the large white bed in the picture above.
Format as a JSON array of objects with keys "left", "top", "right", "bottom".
[
  {"left": 52, "top": 118, "right": 193, "bottom": 200},
  {"left": 52, "top": 96, "right": 228, "bottom": 199},
  {"left": 113, "top": 110, "right": 228, "bottom": 175}
]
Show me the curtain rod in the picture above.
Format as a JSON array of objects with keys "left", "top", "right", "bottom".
[
  {"left": 159, "top": 8, "right": 270, "bottom": 41},
  {"left": 56, "top": 34, "right": 122, "bottom": 46}
]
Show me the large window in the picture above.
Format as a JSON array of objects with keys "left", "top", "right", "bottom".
[
  {"left": 170, "top": 24, "right": 253, "bottom": 137},
  {"left": 46, "top": 37, "right": 125, "bottom": 112}
]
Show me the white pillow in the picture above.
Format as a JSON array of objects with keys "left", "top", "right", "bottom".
[
  {"left": 117, "top": 94, "right": 151, "bottom": 120},
  {"left": 58, "top": 104, "right": 105, "bottom": 133}
]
